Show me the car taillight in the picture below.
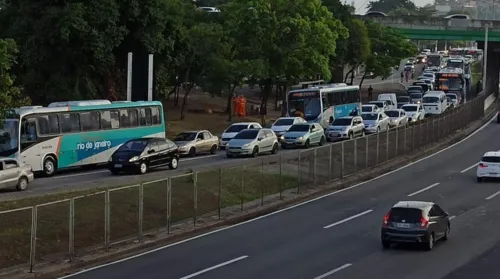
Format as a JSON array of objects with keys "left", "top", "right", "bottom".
[
  {"left": 383, "top": 212, "right": 391, "bottom": 226},
  {"left": 479, "top": 163, "right": 487, "bottom": 168},
  {"left": 420, "top": 215, "right": 429, "bottom": 228}
]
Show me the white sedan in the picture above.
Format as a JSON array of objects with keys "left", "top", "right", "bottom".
[
  {"left": 401, "top": 104, "right": 425, "bottom": 123},
  {"left": 385, "top": 109, "right": 409, "bottom": 128},
  {"left": 477, "top": 151, "right": 500, "bottom": 182}
]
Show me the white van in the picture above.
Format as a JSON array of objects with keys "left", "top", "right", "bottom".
[
  {"left": 377, "top": 93, "right": 397, "bottom": 110},
  {"left": 421, "top": 91, "right": 447, "bottom": 117}
]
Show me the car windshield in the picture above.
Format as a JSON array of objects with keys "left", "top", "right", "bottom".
[
  {"left": 408, "top": 86, "right": 422, "bottom": 91},
  {"left": 385, "top": 111, "right": 400, "bottom": 117},
  {"left": 409, "top": 93, "right": 422, "bottom": 99},
  {"left": 423, "top": 74, "right": 434, "bottom": 78},
  {"left": 233, "top": 129, "right": 258, "bottom": 139},
  {"left": 397, "top": 97, "right": 410, "bottom": 102},
  {"left": 446, "top": 94, "right": 457, "bottom": 99},
  {"left": 332, "top": 118, "right": 352, "bottom": 126},
  {"left": 226, "top": 124, "right": 248, "bottom": 133},
  {"left": 288, "top": 125, "right": 310, "bottom": 132},
  {"left": 362, "top": 113, "right": 378, "bottom": 120},
  {"left": 175, "top": 132, "right": 197, "bottom": 141},
  {"left": 405, "top": 63, "right": 412, "bottom": 67},
  {"left": 118, "top": 140, "right": 149, "bottom": 152},
  {"left": 389, "top": 208, "right": 422, "bottom": 223},
  {"left": 273, "top": 118, "right": 294, "bottom": 126},
  {"left": 361, "top": 106, "right": 373, "bottom": 112},
  {"left": 370, "top": 102, "right": 384, "bottom": 108},
  {"left": 423, "top": 96, "right": 439, "bottom": 103},
  {"left": 0, "top": 119, "right": 20, "bottom": 155},
  {"left": 402, "top": 106, "right": 417, "bottom": 112}
]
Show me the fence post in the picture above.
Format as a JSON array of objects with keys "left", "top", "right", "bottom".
[
  {"left": 167, "top": 178, "right": 172, "bottom": 233},
  {"left": 138, "top": 184, "right": 144, "bottom": 242},
  {"left": 279, "top": 154, "right": 283, "bottom": 200},
  {"left": 376, "top": 132, "right": 380, "bottom": 165},
  {"left": 328, "top": 144, "right": 332, "bottom": 181},
  {"left": 395, "top": 127, "right": 399, "bottom": 157},
  {"left": 365, "top": 136, "right": 369, "bottom": 170},
  {"left": 218, "top": 168, "right": 222, "bottom": 219},
  {"left": 29, "top": 206, "right": 37, "bottom": 273},
  {"left": 69, "top": 198, "right": 75, "bottom": 262},
  {"left": 193, "top": 172, "right": 198, "bottom": 226},
  {"left": 340, "top": 141, "right": 345, "bottom": 178},
  {"left": 104, "top": 190, "right": 110, "bottom": 251},
  {"left": 261, "top": 160, "right": 265, "bottom": 206},
  {"left": 313, "top": 148, "right": 317, "bottom": 185},
  {"left": 240, "top": 165, "right": 244, "bottom": 211},
  {"left": 385, "top": 130, "right": 389, "bottom": 162},
  {"left": 404, "top": 126, "right": 407, "bottom": 155},
  {"left": 297, "top": 151, "right": 301, "bottom": 193},
  {"left": 353, "top": 139, "right": 357, "bottom": 173}
]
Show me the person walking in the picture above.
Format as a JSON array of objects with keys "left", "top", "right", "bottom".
[
  {"left": 368, "top": 85, "right": 373, "bottom": 101},
  {"left": 400, "top": 71, "right": 404, "bottom": 83}
]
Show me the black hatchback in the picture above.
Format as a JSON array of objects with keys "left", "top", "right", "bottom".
[
  {"left": 108, "top": 138, "right": 179, "bottom": 175},
  {"left": 381, "top": 201, "right": 450, "bottom": 251}
]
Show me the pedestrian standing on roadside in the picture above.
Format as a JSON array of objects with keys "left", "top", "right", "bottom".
[
  {"left": 368, "top": 85, "right": 373, "bottom": 101},
  {"left": 400, "top": 71, "right": 404, "bottom": 83}
]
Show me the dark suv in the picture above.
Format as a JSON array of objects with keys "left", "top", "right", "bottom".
[
  {"left": 108, "top": 138, "right": 179, "bottom": 175},
  {"left": 381, "top": 201, "right": 450, "bottom": 251}
]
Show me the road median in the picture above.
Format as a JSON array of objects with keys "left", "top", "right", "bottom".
[{"left": 1, "top": 96, "right": 492, "bottom": 279}]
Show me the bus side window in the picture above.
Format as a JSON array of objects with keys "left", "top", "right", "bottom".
[
  {"left": 354, "top": 90, "right": 360, "bottom": 102},
  {"left": 326, "top": 93, "right": 335, "bottom": 109},
  {"left": 80, "top": 111, "right": 100, "bottom": 131},
  {"left": 119, "top": 110, "right": 130, "bottom": 127},
  {"left": 21, "top": 118, "right": 37, "bottom": 142},
  {"left": 128, "top": 109, "right": 138, "bottom": 127},
  {"left": 333, "top": 92, "right": 341, "bottom": 105},
  {"left": 37, "top": 115, "right": 59, "bottom": 135},
  {"left": 341, "top": 91, "right": 347, "bottom": 103},
  {"left": 151, "top": 107, "right": 161, "bottom": 125},
  {"left": 139, "top": 108, "right": 152, "bottom": 126},
  {"left": 60, "top": 113, "right": 80, "bottom": 133}
]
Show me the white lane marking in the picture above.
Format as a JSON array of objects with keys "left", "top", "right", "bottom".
[
  {"left": 178, "top": 255, "right": 248, "bottom": 279},
  {"left": 58, "top": 115, "right": 496, "bottom": 278},
  {"left": 54, "top": 170, "right": 109, "bottom": 179},
  {"left": 407, "top": 183, "right": 440, "bottom": 197},
  {"left": 486, "top": 190, "right": 500, "bottom": 200},
  {"left": 460, "top": 163, "right": 478, "bottom": 173},
  {"left": 449, "top": 215, "right": 456, "bottom": 220},
  {"left": 313, "top": 263, "right": 353, "bottom": 279},
  {"left": 52, "top": 155, "right": 220, "bottom": 179},
  {"left": 324, "top": 210, "right": 373, "bottom": 229}
]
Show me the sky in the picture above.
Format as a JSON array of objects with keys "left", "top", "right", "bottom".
[{"left": 352, "top": 0, "right": 434, "bottom": 14}]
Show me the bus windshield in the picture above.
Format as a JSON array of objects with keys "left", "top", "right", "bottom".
[
  {"left": 288, "top": 93, "right": 321, "bottom": 121},
  {"left": 438, "top": 78, "right": 462, "bottom": 91},
  {"left": 447, "top": 61, "right": 463, "bottom": 68},
  {"left": 427, "top": 56, "right": 441, "bottom": 66},
  {"left": 0, "top": 119, "right": 19, "bottom": 154}
]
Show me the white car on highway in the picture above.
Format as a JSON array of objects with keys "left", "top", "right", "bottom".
[
  {"left": 369, "top": 101, "right": 389, "bottom": 112},
  {"left": 477, "top": 151, "right": 500, "bottom": 182},
  {"left": 385, "top": 109, "right": 409, "bottom": 128},
  {"left": 326, "top": 116, "right": 365, "bottom": 141},
  {"left": 219, "top": 122, "right": 262, "bottom": 150},
  {"left": 361, "top": 104, "right": 380, "bottom": 113},
  {"left": 361, "top": 112, "right": 390, "bottom": 134},
  {"left": 401, "top": 104, "right": 425, "bottom": 123},
  {"left": 270, "top": 117, "right": 306, "bottom": 140}
]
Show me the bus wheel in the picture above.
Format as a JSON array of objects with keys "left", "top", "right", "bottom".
[{"left": 43, "top": 156, "right": 57, "bottom": 177}]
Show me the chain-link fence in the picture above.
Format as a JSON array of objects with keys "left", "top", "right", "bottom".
[{"left": 0, "top": 96, "right": 486, "bottom": 271}]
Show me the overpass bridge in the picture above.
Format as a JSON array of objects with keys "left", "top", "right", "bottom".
[{"left": 357, "top": 15, "right": 500, "bottom": 97}]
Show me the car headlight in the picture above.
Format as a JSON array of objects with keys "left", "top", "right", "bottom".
[
  {"left": 242, "top": 143, "right": 250, "bottom": 149},
  {"left": 297, "top": 137, "right": 303, "bottom": 141},
  {"left": 279, "top": 135, "right": 284, "bottom": 140},
  {"left": 129, "top": 156, "right": 140, "bottom": 162},
  {"left": 178, "top": 146, "right": 188, "bottom": 151}
]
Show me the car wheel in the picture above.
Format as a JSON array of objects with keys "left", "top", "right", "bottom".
[
  {"left": 362, "top": 130, "right": 366, "bottom": 137},
  {"left": 252, "top": 146, "right": 259, "bottom": 157},
  {"left": 43, "top": 156, "right": 57, "bottom": 177},
  {"left": 382, "top": 240, "right": 390, "bottom": 249},
  {"left": 304, "top": 139, "right": 310, "bottom": 149},
  {"left": 376, "top": 127, "right": 380, "bottom": 133},
  {"left": 271, "top": 143, "right": 279, "bottom": 154},
  {"left": 110, "top": 169, "right": 120, "bottom": 175},
  {"left": 169, "top": 157, "right": 178, "bottom": 170},
  {"left": 210, "top": 145, "right": 217, "bottom": 154},
  {"left": 443, "top": 224, "right": 450, "bottom": 241},
  {"left": 319, "top": 136, "right": 325, "bottom": 146},
  {"left": 424, "top": 233, "right": 434, "bottom": 251},
  {"left": 188, "top": 147, "right": 196, "bottom": 157},
  {"left": 348, "top": 132, "right": 353, "bottom": 139},
  {"left": 477, "top": 177, "right": 482, "bottom": 182},
  {"left": 139, "top": 162, "right": 148, "bottom": 174},
  {"left": 16, "top": 176, "right": 29, "bottom": 191}
]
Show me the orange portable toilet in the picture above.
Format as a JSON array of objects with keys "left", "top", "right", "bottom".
[
  {"left": 233, "top": 96, "right": 238, "bottom": 116},
  {"left": 240, "top": 96, "right": 247, "bottom": 117}
]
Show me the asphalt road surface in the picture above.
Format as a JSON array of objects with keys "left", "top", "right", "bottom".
[{"left": 58, "top": 116, "right": 500, "bottom": 279}]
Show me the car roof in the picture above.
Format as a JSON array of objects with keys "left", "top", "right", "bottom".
[
  {"left": 230, "top": 122, "right": 259, "bottom": 126},
  {"left": 385, "top": 109, "right": 403, "bottom": 112},
  {"left": 277, "top": 117, "right": 300, "bottom": 120},
  {"left": 337, "top": 116, "right": 355, "bottom": 119},
  {"left": 483, "top": 151, "right": 500, "bottom": 157},
  {"left": 181, "top": 130, "right": 208, "bottom": 133},
  {"left": 392, "top": 201, "right": 434, "bottom": 210},
  {"left": 362, "top": 104, "right": 376, "bottom": 106},
  {"left": 402, "top": 104, "right": 418, "bottom": 107}
]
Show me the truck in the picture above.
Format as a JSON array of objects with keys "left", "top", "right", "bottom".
[{"left": 426, "top": 54, "right": 442, "bottom": 70}]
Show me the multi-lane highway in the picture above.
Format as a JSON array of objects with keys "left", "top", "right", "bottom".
[{"left": 57, "top": 114, "right": 500, "bottom": 279}]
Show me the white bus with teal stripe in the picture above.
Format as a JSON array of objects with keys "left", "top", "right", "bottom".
[
  {"left": 286, "top": 84, "right": 361, "bottom": 128},
  {"left": 0, "top": 100, "right": 165, "bottom": 176}
]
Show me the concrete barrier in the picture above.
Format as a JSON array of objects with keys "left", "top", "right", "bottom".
[{"left": 484, "top": 93, "right": 496, "bottom": 111}]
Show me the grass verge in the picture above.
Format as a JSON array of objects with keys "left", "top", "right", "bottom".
[{"left": 0, "top": 167, "right": 297, "bottom": 269}]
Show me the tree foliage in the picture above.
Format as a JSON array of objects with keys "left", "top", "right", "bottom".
[{"left": 0, "top": 0, "right": 417, "bottom": 121}]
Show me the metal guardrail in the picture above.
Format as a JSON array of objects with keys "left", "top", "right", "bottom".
[{"left": 0, "top": 96, "right": 486, "bottom": 271}]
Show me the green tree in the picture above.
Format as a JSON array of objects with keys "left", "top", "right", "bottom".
[
  {"left": 343, "top": 19, "right": 371, "bottom": 84},
  {"left": 0, "top": 39, "right": 30, "bottom": 120},
  {"left": 360, "top": 21, "right": 416, "bottom": 87},
  {"left": 367, "top": 0, "right": 416, "bottom": 13},
  {"left": 225, "top": 0, "right": 347, "bottom": 124}
]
